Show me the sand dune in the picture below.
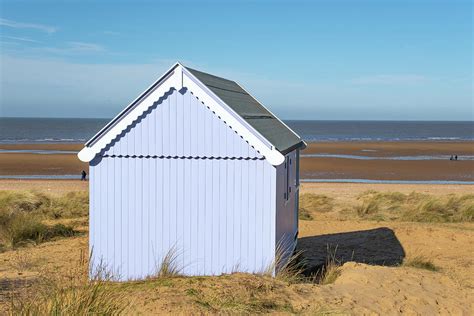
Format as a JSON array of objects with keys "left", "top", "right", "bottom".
[{"left": 0, "top": 181, "right": 472, "bottom": 314}]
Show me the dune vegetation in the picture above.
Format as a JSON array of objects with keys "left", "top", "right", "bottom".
[
  {"left": 0, "top": 190, "right": 86, "bottom": 251},
  {"left": 402, "top": 255, "right": 439, "bottom": 272},
  {"left": 354, "top": 191, "right": 474, "bottom": 222},
  {"left": 298, "top": 193, "right": 334, "bottom": 220},
  {"left": 2, "top": 184, "right": 474, "bottom": 314},
  {"left": 9, "top": 248, "right": 343, "bottom": 315},
  {"left": 299, "top": 191, "right": 474, "bottom": 223},
  {"left": 10, "top": 251, "right": 130, "bottom": 315}
]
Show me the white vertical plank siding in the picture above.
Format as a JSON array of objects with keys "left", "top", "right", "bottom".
[
  {"left": 90, "top": 88, "right": 277, "bottom": 279},
  {"left": 102, "top": 89, "right": 262, "bottom": 159},
  {"left": 90, "top": 158, "right": 276, "bottom": 279}
]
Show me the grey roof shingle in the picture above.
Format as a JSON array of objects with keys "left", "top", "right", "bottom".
[{"left": 186, "top": 67, "right": 305, "bottom": 154}]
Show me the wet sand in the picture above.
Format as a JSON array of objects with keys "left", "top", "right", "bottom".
[
  {"left": 0, "top": 153, "right": 87, "bottom": 175},
  {"left": 0, "top": 142, "right": 473, "bottom": 181},
  {"left": 302, "top": 141, "right": 474, "bottom": 157},
  {"left": 0, "top": 143, "right": 84, "bottom": 175},
  {"left": 300, "top": 141, "right": 474, "bottom": 181},
  {"left": 300, "top": 158, "right": 474, "bottom": 181}
]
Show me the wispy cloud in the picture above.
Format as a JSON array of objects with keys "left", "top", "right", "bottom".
[
  {"left": 0, "top": 18, "right": 57, "bottom": 34},
  {"left": 66, "top": 41, "right": 105, "bottom": 52},
  {"left": 351, "top": 74, "right": 431, "bottom": 85},
  {"left": 29, "top": 41, "right": 106, "bottom": 55},
  {"left": 1, "top": 35, "right": 41, "bottom": 43}
]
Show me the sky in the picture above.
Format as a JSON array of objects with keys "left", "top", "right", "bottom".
[{"left": 0, "top": 0, "right": 472, "bottom": 120}]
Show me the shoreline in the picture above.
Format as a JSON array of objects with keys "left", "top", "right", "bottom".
[
  {"left": 1, "top": 141, "right": 473, "bottom": 182},
  {"left": 1, "top": 176, "right": 473, "bottom": 185}
]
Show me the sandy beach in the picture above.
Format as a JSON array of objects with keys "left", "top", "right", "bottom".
[
  {"left": 1, "top": 179, "right": 472, "bottom": 314},
  {"left": 1, "top": 142, "right": 473, "bottom": 181},
  {"left": 301, "top": 141, "right": 474, "bottom": 181}
]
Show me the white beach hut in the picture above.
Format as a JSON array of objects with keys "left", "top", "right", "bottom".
[{"left": 78, "top": 62, "right": 306, "bottom": 280}]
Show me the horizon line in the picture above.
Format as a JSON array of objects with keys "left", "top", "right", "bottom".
[{"left": 1, "top": 116, "right": 473, "bottom": 123}]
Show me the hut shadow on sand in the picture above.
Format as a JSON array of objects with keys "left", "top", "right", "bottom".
[{"left": 296, "top": 227, "right": 405, "bottom": 275}]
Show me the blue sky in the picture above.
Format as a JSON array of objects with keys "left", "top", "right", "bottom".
[{"left": 0, "top": 0, "right": 472, "bottom": 120}]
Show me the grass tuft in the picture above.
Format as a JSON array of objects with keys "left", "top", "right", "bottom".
[
  {"left": 185, "top": 275, "right": 294, "bottom": 313},
  {"left": 316, "top": 245, "right": 342, "bottom": 285},
  {"left": 0, "top": 190, "right": 50, "bottom": 213},
  {"left": 299, "top": 194, "right": 334, "bottom": 220},
  {"left": 10, "top": 251, "right": 129, "bottom": 315},
  {"left": 403, "top": 255, "right": 439, "bottom": 272},
  {"left": 262, "top": 238, "right": 307, "bottom": 283},
  {"left": 0, "top": 190, "right": 83, "bottom": 251},
  {"left": 152, "top": 246, "right": 183, "bottom": 278},
  {"left": 1, "top": 213, "right": 76, "bottom": 249},
  {"left": 352, "top": 191, "right": 474, "bottom": 223},
  {"left": 42, "top": 191, "right": 89, "bottom": 219},
  {"left": 0, "top": 190, "right": 89, "bottom": 219}
]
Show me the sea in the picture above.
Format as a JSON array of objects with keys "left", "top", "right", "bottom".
[{"left": 0, "top": 117, "right": 473, "bottom": 144}]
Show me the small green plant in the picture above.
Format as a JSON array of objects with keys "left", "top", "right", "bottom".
[
  {"left": 185, "top": 288, "right": 200, "bottom": 296},
  {"left": 403, "top": 255, "right": 439, "bottom": 271},
  {"left": 299, "top": 208, "right": 313, "bottom": 220}
]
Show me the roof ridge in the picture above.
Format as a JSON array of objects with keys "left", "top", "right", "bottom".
[
  {"left": 184, "top": 66, "right": 236, "bottom": 84},
  {"left": 78, "top": 63, "right": 305, "bottom": 164}
]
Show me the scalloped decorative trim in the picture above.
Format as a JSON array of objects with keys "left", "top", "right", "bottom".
[{"left": 78, "top": 64, "right": 285, "bottom": 165}]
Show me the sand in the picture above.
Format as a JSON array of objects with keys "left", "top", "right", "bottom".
[
  {"left": 300, "top": 182, "right": 474, "bottom": 205},
  {"left": 0, "top": 180, "right": 473, "bottom": 314},
  {"left": 0, "top": 153, "right": 88, "bottom": 176},
  {"left": 1, "top": 142, "right": 473, "bottom": 181},
  {"left": 0, "top": 179, "right": 88, "bottom": 195},
  {"left": 0, "top": 144, "right": 85, "bottom": 175},
  {"left": 303, "top": 141, "right": 474, "bottom": 156},
  {"left": 0, "top": 144, "right": 83, "bottom": 151},
  {"left": 301, "top": 141, "right": 474, "bottom": 181}
]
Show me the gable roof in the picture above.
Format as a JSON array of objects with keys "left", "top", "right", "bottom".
[
  {"left": 78, "top": 62, "right": 306, "bottom": 165},
  {"left": 185, "top": 67, "right": 305, "bottom": 154}
]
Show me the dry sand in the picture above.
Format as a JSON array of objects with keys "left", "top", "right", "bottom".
[
  {"left": 0, "top": 180, "right": 473, "bottom": 314},
  {"left": 301, "top": 182, "right": 474, "bottom": 205},
  {"left": 0, "top": 179, "right": 88, "bottom": 195}
]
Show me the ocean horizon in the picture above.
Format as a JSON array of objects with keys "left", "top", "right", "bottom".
[{"left": 1, "top": 117, "right": 473, "bottom": 144}]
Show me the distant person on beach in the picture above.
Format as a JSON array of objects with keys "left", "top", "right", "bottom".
[
  {"left": 455, "top": 155, "right": 458, "bottom": 161},
  {"left": 81, "top": 170, "right": 87, "bottom": 181}
]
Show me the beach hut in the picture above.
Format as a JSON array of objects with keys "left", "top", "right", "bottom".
[{"left": 78, "top": 62, "right": 306, "bottom": 280}]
